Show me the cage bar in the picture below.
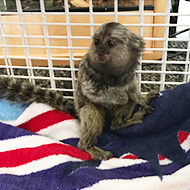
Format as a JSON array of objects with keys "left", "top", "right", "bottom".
[{"left": 0, "top": 0, "right": 189, "bottom": 98}]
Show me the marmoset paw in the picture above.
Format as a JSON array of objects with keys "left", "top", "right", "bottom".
[
  {"left": 148, "top": 90, "right": 160, "bottom": 99},
  {"left": 92, "top": 150, "right": 113, "bottom": 160},
  {"left": 111, "top": 123, "right": 127, "bottom": 130},
  {"left": 90, "top": 147, "right": 113, "bottom": 160},
  {"left": 145, "top": 105, "right": 154, "bottom": 113},
  {"left": 81, "top": 145, "right": 113, "bottom": 160}
]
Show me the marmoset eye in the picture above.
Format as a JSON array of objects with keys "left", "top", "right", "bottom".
[
  {"left": 106, "top": 40, "right": 115, "bottom": 47},
  {"left": 94, "top": 39, "right": 100, "bottom": 46}
]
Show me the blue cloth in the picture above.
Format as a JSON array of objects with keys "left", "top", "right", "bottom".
[{"left": 0, "top": 99, "right": 28, "bottom": 121}]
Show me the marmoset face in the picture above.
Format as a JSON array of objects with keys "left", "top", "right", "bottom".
[{"left": 88, "top": 22, "right": 144, "bottom": 75}]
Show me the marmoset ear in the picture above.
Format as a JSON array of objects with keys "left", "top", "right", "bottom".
[{"left": 128, "top": 32, "right": 144, "bottom": 52}]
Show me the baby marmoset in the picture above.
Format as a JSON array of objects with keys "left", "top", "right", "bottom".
[{"left": 75, "top": 22, "right": 157, "bottom": 160}]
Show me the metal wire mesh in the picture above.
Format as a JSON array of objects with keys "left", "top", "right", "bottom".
[{"left": 0, "top": 0, "right": 190, "bottom": 99}]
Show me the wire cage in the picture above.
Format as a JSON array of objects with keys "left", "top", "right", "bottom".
[{"left": 0, "top": 0, "right": 190, "bottom": 99}]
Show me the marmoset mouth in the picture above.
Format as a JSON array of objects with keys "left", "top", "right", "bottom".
[{"left": 96, "top": 54, "right": 111, "bottom": 63}]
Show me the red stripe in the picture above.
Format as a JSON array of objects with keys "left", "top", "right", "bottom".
[
  {"left": 17, "top": 110, "right": 74, "bottom": 132},
  {"left": 122, "top": 154, "right": 138, "bottom": 159},
  {"left": 158, "top": 131, "right": 190, "bottom": 161},
  {"left": 0, "top": 143, "right": 91, "bottom": 167},
  {"left": 178, "top": 131, "right": 189, "bottom": 144},
  {"left": 158, "top": 154, "right": 165, "bottom": 160}
]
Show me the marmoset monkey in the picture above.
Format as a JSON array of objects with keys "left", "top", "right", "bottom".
[{"left": 75, "top": 22, "right": 158, "bottom": 160}]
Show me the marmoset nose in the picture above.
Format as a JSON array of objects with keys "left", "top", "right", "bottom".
[
  {"left": 100, "top": 47, "right": 105, "bottom": 52},
  {"left": 96, "top": 45, "right": 109, "bottom": 55}
]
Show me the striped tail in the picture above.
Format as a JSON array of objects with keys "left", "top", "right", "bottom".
[{"left": 0, "top": 77, "right": 76, "bottom": 117}]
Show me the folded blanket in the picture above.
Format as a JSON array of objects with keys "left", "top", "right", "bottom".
[{"left": 0, "top": 83, "right": 190, "bottom": 190}]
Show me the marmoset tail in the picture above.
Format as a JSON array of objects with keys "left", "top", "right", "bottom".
[{"left": 0, "top": 77, "right": 76, "bottom": 117}]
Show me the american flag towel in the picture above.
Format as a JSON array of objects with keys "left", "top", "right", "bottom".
[{"left": 0, "top": 83, "right": 190, "bottom": 190}]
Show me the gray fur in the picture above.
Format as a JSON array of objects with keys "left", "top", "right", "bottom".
[{"left": 75, "top": 22, "right": 158, "bottom": 160}]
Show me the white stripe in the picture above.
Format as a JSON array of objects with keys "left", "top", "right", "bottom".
[
  {"left": 97, "top": 158, "right": 147, "bottom": 170},
  {"left": 181, "top": 134, "right": 190, "bottom": 152},
  {"left": 0, "top": 154, "right": 82, "bottom": 175},
  {"left": 82, "top": 164, "right": 190, "bottom": 190},
  {"left": 2, "top": 102, "right": 53, "bottom": 126},
  {"left": 38, "top": 119, "right": 79, "bottom": 140},
  {"left": 159, "top": 158, "right": 172, "bottom": 165},
  {"left": 0, "top": 135, "right": 62, "bottom": 152},
  {"left": 120, "top": 153, "right": 172, "bottom": 166}
]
